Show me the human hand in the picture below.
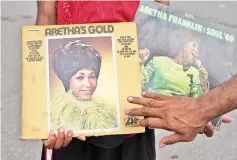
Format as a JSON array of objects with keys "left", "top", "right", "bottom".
[
  {"left": 43, "top": 127, "right": 73, "bottom": 149},
  {"left": 202, "top": 115, "right": 232, "bottom": 137},
  {"left": 77, "top": 136, "right": 86, "bottom": 141},
  {"left": 125, "top": 92, "right": 214, "bottom": 148},
  {"left": 221, "top": 114, "right": 233, "bottom": 123},
  {"left": 43, "top": 127, "right": 86, "bottom": 149}
]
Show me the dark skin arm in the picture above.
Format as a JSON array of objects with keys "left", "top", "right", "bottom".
[
  {"left": 198, "top": 75, "right": 237, "bottom": 119},
  {"left": 126, "top": 75, "right": 236, "bottom": 148},
  {"left": 36, "top": 1, "right": 57, "bottom": 25}
]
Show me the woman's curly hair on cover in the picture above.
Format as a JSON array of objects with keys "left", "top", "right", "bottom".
[
  {"left": 167, "top": 29, "right": 201, "bottom": 58},
  {"left": 52, "top": 40, "right": 102, "bottom": 92}
]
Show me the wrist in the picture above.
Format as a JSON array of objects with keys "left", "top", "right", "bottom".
[
  {"left": 195, "top": 94, "right": 222, "bottom": 122},
  {"left": 181, "top": 97, "right": 210, "bottom": 128}
]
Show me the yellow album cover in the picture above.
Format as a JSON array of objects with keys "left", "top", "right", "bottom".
[{"left": 21, "top": 22, "right": 144, "bottom": 139}]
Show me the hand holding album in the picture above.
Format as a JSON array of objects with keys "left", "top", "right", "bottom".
[{"left": 42, "top": 127, "right": 87, "bottom": 150}]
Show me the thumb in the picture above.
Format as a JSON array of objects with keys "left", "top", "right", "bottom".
[
  {"left": 204, "top": 121, "right": 214, "bottom": 137},
  {"left": 221, "top": 115, "right": 233, "bottom": 123},
  {"left": 159, "top": 133, "right": 183, "bottom": 148}
]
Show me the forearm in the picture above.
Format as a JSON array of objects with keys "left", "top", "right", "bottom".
[
  {"left": 36, "top": 1, "right": 57, "bottom": 25},
  {"left": 36, "top": 14, "right": 56, "bottom": 25},
  {"left": 198, "top": 75, "right": 237, "bottom": 120},
  {"left": 155, "top": 0, "right": 170, "bottom": 6}
]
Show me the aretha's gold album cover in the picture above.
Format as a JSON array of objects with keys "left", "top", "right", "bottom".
[{"left": 21, "top": 22, "right": 144, "bottom": 139}]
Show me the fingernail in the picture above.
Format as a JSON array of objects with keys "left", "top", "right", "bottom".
[
  {"left": 50, "top": 130, "right": 55, "bottom": 136},
  {"left": 59, "top": 127, "right": 64, "bottom": 132},
  {"left": 207, "top": 123, "right": 212, "bottom": 127},
  {"left": 127, "top": 97, "right": 133, "bottom": 102},
  {"left": 78, "top": 136, "right": 86, "bottom": 141},
  {"left": 141, "top": 92, "right": 146, "bottom": 96},
  {"left": 160, "top": 143, "right": 166, "bottom": 148},
  {"left": 68, "top": 131, "right": 72, "bottom": 137},
  {"left": 125, "top": 109, "right": 130, "bottom": 114}
]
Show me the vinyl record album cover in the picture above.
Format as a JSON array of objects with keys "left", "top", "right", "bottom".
[
  {"left": 21, "top": 22, "right": 145, "bottom": 139},
  {"left": 134, "top": 1, "right": 237, "bottom": 127}
]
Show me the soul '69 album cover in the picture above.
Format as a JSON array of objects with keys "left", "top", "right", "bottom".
[{"left": 134, "top": 1, "right": 237, "bottom": 127}]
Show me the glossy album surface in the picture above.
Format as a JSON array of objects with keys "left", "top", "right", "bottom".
[{"left": 21, "top": 22, "right": 145, "bottom": 139}]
